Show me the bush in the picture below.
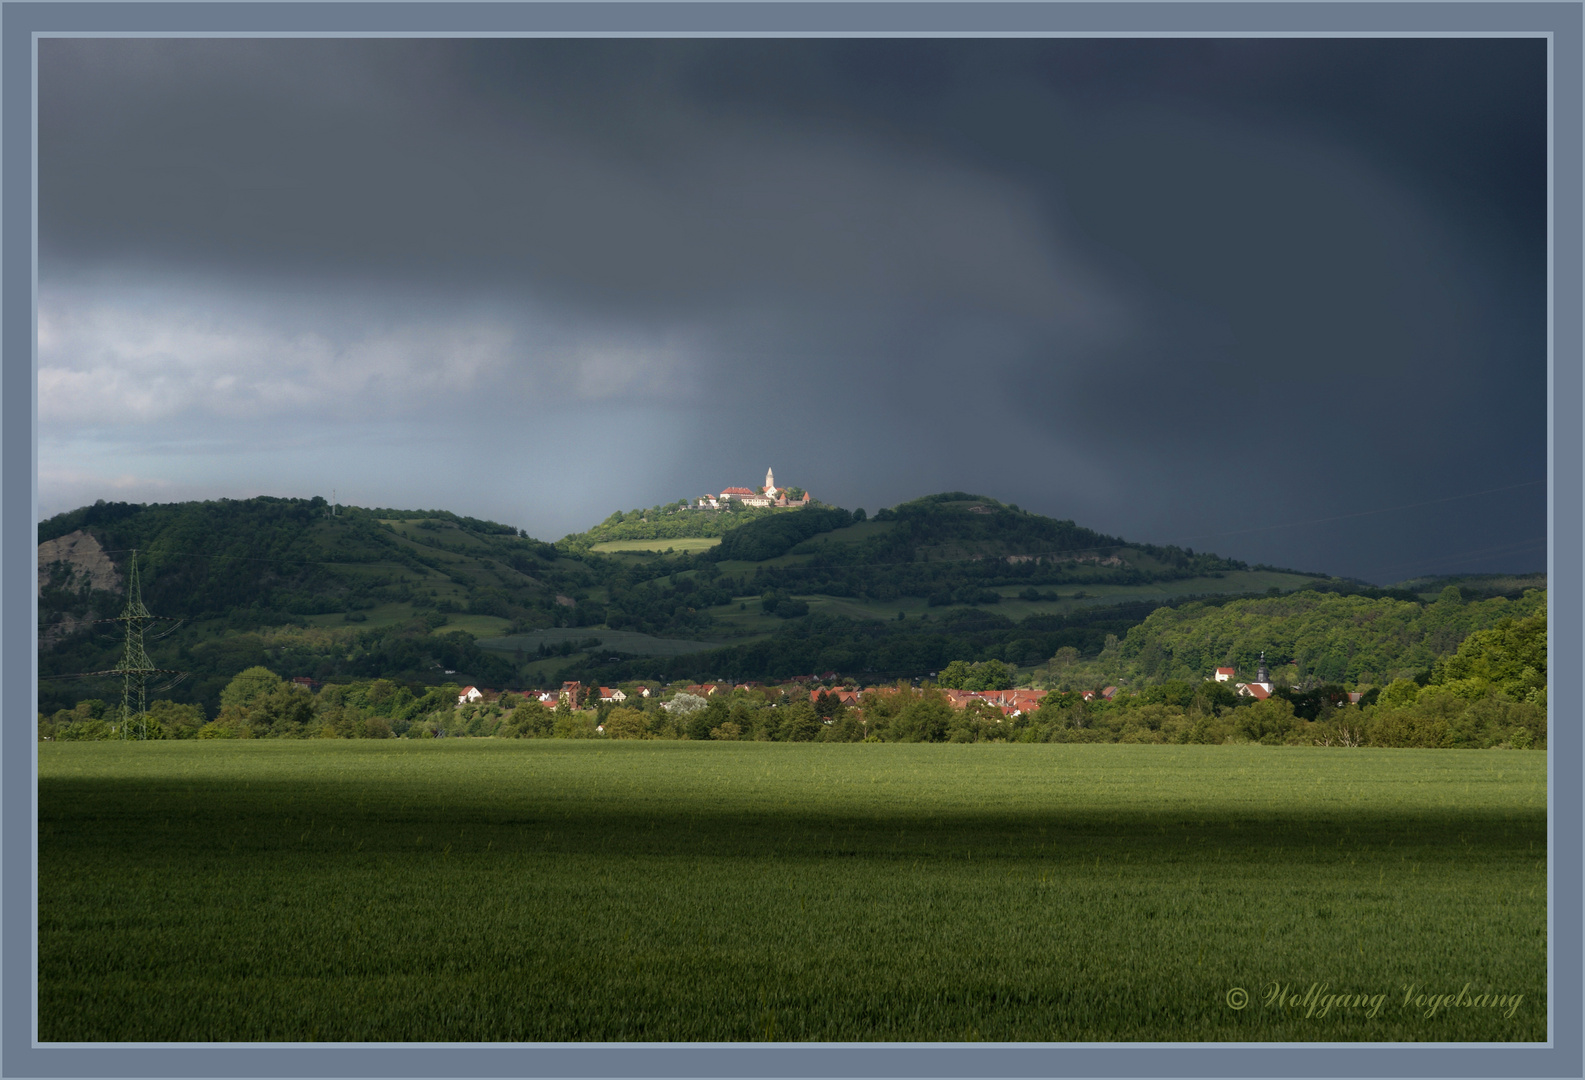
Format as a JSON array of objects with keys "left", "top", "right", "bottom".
[
  {"left": 1185, "top": 714, "right": 1234, "bottom": 745},
  {"left": 507, "top": 702, "right": 555, "bottom": 738},
  {"left": 604, "top": 708, "right": 649, "bottom": 740},
  {"left": 775, "top": 702, "right": 823, "bottom": 742},
  {"left": 553, "top": 713, "right": 598, "bottom": 739},
  {"left": 147, "top": 700, "right": 206, "bottom": 740},
  {"left": 1233, "top": 698, "right": 1297, "bottom": 745},
  {"left": 886, "top": 698, "right": 953, "bottom": 743}
]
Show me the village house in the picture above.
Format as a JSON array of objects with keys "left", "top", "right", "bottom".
[
  {"left": 930, "top": 686, "right": 1049, "bottom": 717},
  {"left": 1213, "top": 666, "right": 1235, "bottom": 682},
  {"left": 559, "top": 681, "right": 583, "bottom": 706},
  {"left": 599, "top": 687, "right": 627, "bottom": 704},
  {"left": 457, "top": 685, "right": 484, "bottom": 705}
]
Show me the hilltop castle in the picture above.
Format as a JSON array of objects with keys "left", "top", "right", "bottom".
[{"left": 696, "top": 467, "right": 811, "bottom": 510}]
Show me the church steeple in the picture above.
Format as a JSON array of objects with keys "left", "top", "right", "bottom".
[{"left": 1257, "top": 651, "right": 1270, "bottom": 685}]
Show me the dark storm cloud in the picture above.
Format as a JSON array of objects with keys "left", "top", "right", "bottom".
[{"left": 37, "top": 38, "right": 1546, "bottom": 581}]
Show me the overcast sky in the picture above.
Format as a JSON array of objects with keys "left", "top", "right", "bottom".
[{"left": 38, "top": 38, "right": 1546, "bottom": 584}]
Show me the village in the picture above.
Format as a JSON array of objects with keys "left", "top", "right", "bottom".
[{"left": 448, "top": 654, "right": 1317, "bottom": 732}]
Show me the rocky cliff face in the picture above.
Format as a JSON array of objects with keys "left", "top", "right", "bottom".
[
  {"left": 38, "top": 529, "right": 121, "bottom": 596},
  {"left": 38, "top": 530, "right": 121, "bottom": 647}
]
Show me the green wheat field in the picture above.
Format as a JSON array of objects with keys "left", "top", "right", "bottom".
[{"left": 37, "top": 741, "right": 1546, "bottom": 1042}]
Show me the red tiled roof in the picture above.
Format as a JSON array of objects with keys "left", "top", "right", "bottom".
[{"left": 721, "top": 487, "right": 754, "bottom": 495}]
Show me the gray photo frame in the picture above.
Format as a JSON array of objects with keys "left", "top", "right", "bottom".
[{"left": 5, "top": 4, "right": 1579, "bottom": 1078}]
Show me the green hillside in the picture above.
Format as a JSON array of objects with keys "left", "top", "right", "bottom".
[
  {"left": 39, "top": 493, "right": 1544, "bottom": 716},
  {"left": 696, "top": 494, "right": 1317, "bottom": 609},
  {"left": 558, "top": 496, "right": 825, "bottom": 553},
  {"left": 37, "top": 497, "right": 591, "bottom": 714},
  {"left": 1116, "top": 586, "right": 1547, "bottom": 687}
]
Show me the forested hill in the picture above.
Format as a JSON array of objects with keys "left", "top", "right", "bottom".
[
  {"left": 1117, "top": 586, "right": 1548, "bottom": 688},
  {"left": 37, "top": 496, "right": 563, "bottom": 627},
  {"left": 719, "top": 491, "right": 1236, "bottom": 567},
  {"left": 37, "top": 497, "right": 585, "bottom": 713},
  {"left": 698, "top": 493, "right": 1259, "bottom": 603}
]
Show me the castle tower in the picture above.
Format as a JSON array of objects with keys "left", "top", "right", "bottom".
[{"left": 764, "top": 467, "right": 777, "bottom": 497}]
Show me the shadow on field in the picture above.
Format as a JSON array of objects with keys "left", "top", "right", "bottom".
[
  {"left": 36, "top": 752, "right": 1547, "bottom": 1043},
  {"left": 40, "top": 776, "right": 1545, "bottom": 865}
]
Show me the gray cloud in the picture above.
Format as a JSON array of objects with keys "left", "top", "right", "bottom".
[{"left": 37, "top": 38, "right": 1546, "bottom": 582}]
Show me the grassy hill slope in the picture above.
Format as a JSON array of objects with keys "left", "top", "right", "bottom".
[{"left": 558, "top": 496, "right": 829, "bottom": 553}]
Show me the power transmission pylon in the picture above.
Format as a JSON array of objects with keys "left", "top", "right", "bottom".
[
  {"left": 105, "top": 550, "right": 185, "bottom": 740},
  {"left": 108, "top": 550, "right": 155, "bottom": 739},
  {"left": 38, "top": 548, "right": 187, "bottom": 727}
]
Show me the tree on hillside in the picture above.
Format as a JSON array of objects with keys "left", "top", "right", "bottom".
[
  {"left": 936, "top": 659, "right": 1013, "bottom": 691},
  {"left": 1047, "top": 646, "right": 1080, "bottom": 687},
  {"left": 1431, "top": 605, "right": 1547, "bottom": 705},
  {"left": 220, "top": 666, "right": 283, "bottom": 710}
]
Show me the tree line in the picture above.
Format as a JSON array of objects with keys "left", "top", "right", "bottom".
[{"left": 42, "top": 596, "right": 1543, "bottom": 750}]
